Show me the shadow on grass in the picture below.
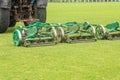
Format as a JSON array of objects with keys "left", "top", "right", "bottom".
[
  {"left": 6, "top": 27, "right": 15, "bottom": 33},
  {"left": 6, "top": 22, "right": 25, "bottom": 33}
]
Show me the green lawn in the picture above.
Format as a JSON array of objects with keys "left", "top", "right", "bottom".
[{"left": 0, "top": 2, "right": 120, "bottom": 80}]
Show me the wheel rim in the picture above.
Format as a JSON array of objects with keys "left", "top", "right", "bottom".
[
  {"left": 96, "top": 25, "right": 106, "bottom": 39},
  {"left": 59, "top": 27, "right": 65, "bottom": 38},
  {"left": 57, "top": 27, "right": 65, "bottom": 42},
  {"left": 51, "top": 27, "right": 58, "bottom": 41},
  {"left": 13, "top": 30, "right": 22, "bottom": 46},
  {"left": 88, "top": 26, "right": 96, "bottom": 36}
]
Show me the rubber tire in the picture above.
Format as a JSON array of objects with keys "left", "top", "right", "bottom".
[
  {"left": 37, "top": 8, "right": 47, "bottom": 23},
  {"left": 90, "top": 26, "right": 96, "bottom": 36},
  {"left": 0, "top": 8, "right": 10, "bottom": 33}
]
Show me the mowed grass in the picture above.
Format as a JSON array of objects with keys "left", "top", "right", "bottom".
[{"left": 0, "top": 2, "right": 120, "bottom": 80}]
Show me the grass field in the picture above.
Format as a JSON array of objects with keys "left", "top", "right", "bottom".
[{"left": 0, "top": 2, "right": 120, "bottom": 80}]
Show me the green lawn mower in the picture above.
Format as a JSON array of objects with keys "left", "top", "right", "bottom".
[
  {"left": 57, "top": 21, "right": 97, "bottom": 43},
  {"left": 13, "top": 21, "right": 58, "bottom": 47},
  {"left": 96, "top": 22, "right": 120, "bottom": 40}
]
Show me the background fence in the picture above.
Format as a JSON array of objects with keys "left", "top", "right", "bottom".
[{"left": 48, "top": 0, "right": 120, "bottom": 2}]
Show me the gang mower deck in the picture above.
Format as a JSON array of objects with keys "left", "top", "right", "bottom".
[
  {"left": 13, "top": 21, "right": 120, "bottom": 47},
  {"left": 57, "top": 21, "right": 97, "bottom": 43},
  {"left": 96, "top": 22, "right": 120, "bottom": 40},
  {"left": 13, "top": 21, "right": 58, "bottom": 47}
]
